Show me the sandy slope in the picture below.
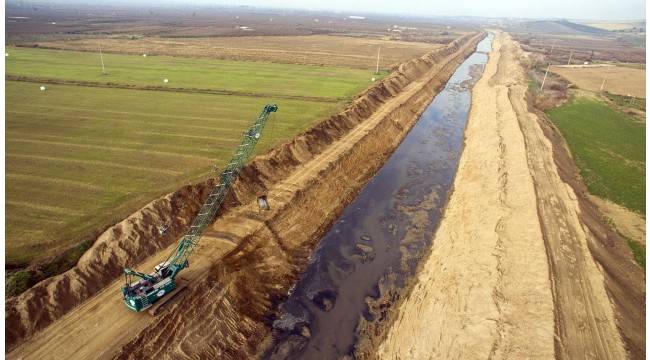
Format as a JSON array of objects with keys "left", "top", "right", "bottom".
[{"left": 378, "top": 32, "right": 629, "bottom": 359}]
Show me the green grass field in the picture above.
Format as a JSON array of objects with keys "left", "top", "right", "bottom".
[
  {"left": 5, "top": 47, "right": 383, "bottom": 100},
  {"left": 546, "top": 94, "right": 646, "bottom": 269},
  {"left": 5, "top": 44, "right": 387, "bottom": 267},
  {"left": 618, "top": 63, "right": 647, "bottom": 70},
  {"left": 546, "top": 94, "right": 645, "bottom": 215},
  {"left": 5, "top": 79, "right": 342, "bottom": 266}
]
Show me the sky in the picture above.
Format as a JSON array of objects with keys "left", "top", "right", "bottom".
[{"left": 37, "top": 0, "right": 646, "bottom": 20}]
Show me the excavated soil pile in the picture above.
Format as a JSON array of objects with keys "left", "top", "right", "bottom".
[
  {"left": 6, "top": 32, "right": 485, "bottom": 356},
  {"left": 5, "top": 181, "right": 217, "bottom": 351}
]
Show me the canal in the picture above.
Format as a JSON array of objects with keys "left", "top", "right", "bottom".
[{"left": 266, "top": 33, "right": 494, "bottom": 359}]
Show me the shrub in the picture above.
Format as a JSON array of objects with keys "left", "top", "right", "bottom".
[{"left": 6, "top": 270, "right": 36, "bottom": 297}]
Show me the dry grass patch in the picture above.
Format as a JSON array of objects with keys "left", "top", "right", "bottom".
[
  {"left": 32, "top": 35, "right": 441, "bottom": 69},
  {"left": 550, "top": 65, "right": 646, "bottom": 98}
]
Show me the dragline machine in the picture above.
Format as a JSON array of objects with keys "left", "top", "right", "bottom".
[{"left": 121, "top": 104, "right": 278, "bottom": 314}]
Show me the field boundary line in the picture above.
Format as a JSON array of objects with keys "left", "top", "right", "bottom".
[{"left": 6, "top": 76, "right": 343, "bottom": 103}]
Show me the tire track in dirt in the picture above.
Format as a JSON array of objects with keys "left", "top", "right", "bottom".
[{"left": 510, "top": 82, "right": 626, "bottom": 359}]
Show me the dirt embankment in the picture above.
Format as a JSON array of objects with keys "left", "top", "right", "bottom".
[
  {"left": 532, "top": 98, "right": 646, "bottom": 359},
  {"left": 374, "top": 32, "right": 644, "bottom": 359},
  {"left": 5, "top": 181, "right": 217, "bottom": 351},
  {"left": 6, "top": 32, "right": 485, "bottom": 356}
]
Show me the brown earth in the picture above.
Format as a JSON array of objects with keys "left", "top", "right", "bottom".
[
  {"left": 6, "top": 33, "right": 486, "bottom": 359},
  {"left": 373, "top": 32, "right": 644, "bottom": 359},
  {"left": 550, "top": 65, "right": 646, "bottom": 98},
  {"left": 27, "top": 35, "right": 441, "bottom": 70}
]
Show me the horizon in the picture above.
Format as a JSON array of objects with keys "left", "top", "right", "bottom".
[{"left": 7, "top": 0, "right": 647, "bottom": 21}]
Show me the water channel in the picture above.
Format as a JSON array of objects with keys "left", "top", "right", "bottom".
[{"left": 266, "top": 34, "right": 494, "bottom": 359}]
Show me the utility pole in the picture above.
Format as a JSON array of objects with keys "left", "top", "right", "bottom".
[
  {"left": 99, "top": 43, "right": 106, "bottom": 75},
  {"left": 600, "top": 66, "right": 610, "bottom": 92},
  {"left": 540, "top": 63, "right": 551, "bottom": 91},
  {"left": 375, "top": 46, "right": 381, "bottom": 75},
  {"left": 567, "top": 51, "right": 573, "bottom": 65}
]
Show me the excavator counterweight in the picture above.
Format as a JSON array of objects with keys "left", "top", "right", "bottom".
[{"left": 121, "top": 104, "right": 278, "bottom": 312}]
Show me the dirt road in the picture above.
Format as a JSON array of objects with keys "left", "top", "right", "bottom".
[
  {"left": 7, "top": 34, "right": 485, "bottom": 359},
  {"left": 377, "top": 32, "right": 643, "bottom": 359}
]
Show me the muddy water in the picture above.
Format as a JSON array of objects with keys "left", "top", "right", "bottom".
[{"left": 266, "top": 34, "right": 494, "bottom": 359}]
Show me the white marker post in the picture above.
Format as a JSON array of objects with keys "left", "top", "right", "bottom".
[
  {"left": 99, "top": 44, "right": 106, "bottom": 75},
  {"left": 375, "top": 46, "right": 381, "bottom": 75},
  {"left": 540, "top": 63, "right": 551, "bottom": 91},
  {"left": 550, "top": 39, "right": 557, "bottom": 53}
]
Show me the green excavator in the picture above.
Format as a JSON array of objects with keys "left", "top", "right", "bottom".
[{"left": 121, "top": 104, "right": 278, "bottom": 314}]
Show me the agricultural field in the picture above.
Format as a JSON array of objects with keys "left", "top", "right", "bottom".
[
  {"left": 4, "top": 2, "right": 469, "bottom": 279},
  {"left": 550, "top": 65, "right": 646, "bottom": 98},
  {"left": 5, "top": 47, "right": 381, "bottom": 100},
  {"left": 5, "top": 46, "right": 386, "bottom": 267},
  {"left": 508, "top": 20, "right": 646, "bottom": 65},
  {"left": 28, "top": 35, "right": 443, "bottom": 70},
  {"left": 519, "top": 23, "right": 647, "bottom": 270},
  {"left": 5, "top": 3, "right": 468, "bottom": 47},
  {"left": 579, "top": 21, "right": 642, "bottom": 31},
  {"left": 546, "top": 93, "right": 645, "bottom": 214},
  {"left": 546, "top": 91, "right": 646, "bottom": 266}
]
